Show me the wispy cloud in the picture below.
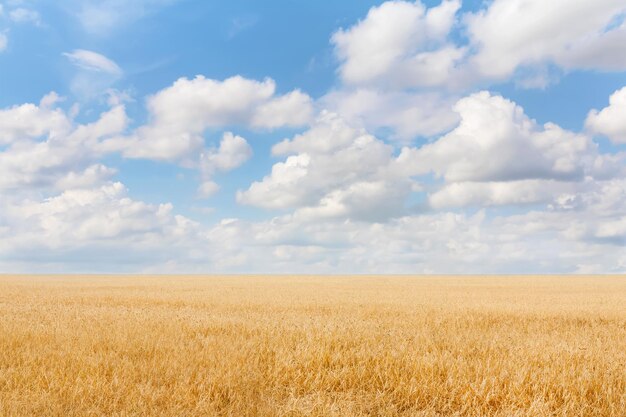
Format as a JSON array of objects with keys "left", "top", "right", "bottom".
[
  {"left": 0, "top": 32, "right": 7, "bottom": 52},
  {"left": 66, "top": 0, "right": 181, "bottom": 36},
  {"left": 228, "top": 15, "right": 259, "bottom": 39},
  {"left": 63, "top": 49, "right": 123, "bottom": 99},
  {"left": 9, "top": 8, "right": 41, "bottom": 25},
  {"left": 63, "top": 49, "right": 122, "bottom": 76}
]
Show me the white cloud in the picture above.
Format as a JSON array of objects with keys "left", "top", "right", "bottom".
[
  {"left": 145, "top": 75, "right": 312, "bottom": 130},
  {"left": 237, "top": 153, "right": 313, "bottom": 210},
  {"left": 197, "top": 181, "right": 220, "bottom": 199},
  {"left": 398, "top": 91, "right": 615, "bottom": 184},
  {"left": 199, "top": 201, "right": 626, "bottom": 274},
  {"left": 198, "top": 132, "right": 253, "bottom": 198},
  {"left": 271, "top": 111, "right": 364, "bottom": 155},
  {"left": 324, "top": 0, "right": 626, "bottom": 141},
  {"left": 0, "top": 94, "right": 128, "bottom": 191},
  {"left": 291, "top": 180, "right": 410, "bottom": 223},
  {"left": 0, "top": 89, "right": 253, "bottom": 203},
  {"left": 0, "top": 182, "right": 199, "bottom": 266},
  {"left": 391, "top": 91, "right": 625, "bottom": 210},
  {"left": 105, "top": 75, "right": 312, "bottom": 162},
  {"left": 240, "top": 91, "right": 624, "bottom": 221},
  {"left": 332, "top": 0, "right": 464, "bottom": 89},
  {"left": 201, "top": 132, "right": 253, "bottom": 173},
  {"left": 6, "top": 179, "right": 624, "bottom": 274},
  {"left": 332, "top": 0, "right": 626, "bottom": 91},
  {"left": 3, "top": 83, "right": 623, "bottom": 273},
  {"left": 54, "top": 164, "right": 118, "bottom": 190},
  {"left": 466, "top": 0, "right": 626, "bottom": 81},
  {"left": 4, "top": 0, "right": 626, "bottom": 275},
  {"left": 586, "top": 86, "right": 626, "bottom": 144},
  {"left": 63, "top": 50, "right": 124, "bottom": 99},
  {"left": 251, "top": 90, "right": 314, "bottom": 129},
  {"left": 427, "top": 180, "right": 578, "bottom": 209},
  {"left": 0, "top": 92, "right": 208, "bottom": 272},
  {"left": 13, "top": 77, "right": 281, "bottom": 199},
  {"left": 238, "top": 112, "right": 415, "bottom": 221},
  {"left": 211, "top": 173, "right": 626, "bottom": 273},
  {"left": 0, "top": 100, "right": 71, "bottom": 145},
  {"left": 63, "top": 49, "right": 122, "bottom": 76},
  {"left": 321, "top": 88, "right": 459, "bottom": 140},
  {"left": 39, "top": 91, "right": 64, "bottom": 108}
]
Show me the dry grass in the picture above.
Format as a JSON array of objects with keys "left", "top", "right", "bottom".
[{"left": 0, "top": 275, "right": 624, "bottom": 416}]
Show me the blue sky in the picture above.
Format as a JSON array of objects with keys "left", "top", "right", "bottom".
[{"left": 1, "top": 0, "right": 625, "bottom": 273}]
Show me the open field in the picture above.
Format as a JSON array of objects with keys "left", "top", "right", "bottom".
[{"left": 0, "top": 275, "right": 624, "bottom": 416}]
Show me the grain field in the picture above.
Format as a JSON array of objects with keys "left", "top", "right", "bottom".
[{"left": 0, "top": 275, "right": 624, "bottom": 416}]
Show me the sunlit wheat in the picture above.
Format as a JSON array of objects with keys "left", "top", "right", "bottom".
[{"left": 0, "top": 275, "right": 624, "bottom": 416}]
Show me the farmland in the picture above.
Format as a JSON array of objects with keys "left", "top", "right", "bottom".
[{"left": 0, "top": 275, "right": 624, "bottom": 416}]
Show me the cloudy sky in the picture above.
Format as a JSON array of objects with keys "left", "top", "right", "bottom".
[{"left": 1, "top": 0, "right": 625, "bottom": 273}]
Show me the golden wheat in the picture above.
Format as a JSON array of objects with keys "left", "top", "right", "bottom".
[{"left": 0, "top": 275, "right": 624, "bottom": 416}]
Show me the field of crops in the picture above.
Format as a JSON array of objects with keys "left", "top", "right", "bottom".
[{"left": 0, "top": 275, "right": 624, "bottom": 416}]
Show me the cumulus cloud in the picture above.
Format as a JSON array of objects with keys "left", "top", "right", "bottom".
[
  {"left": 144, "top": 75, "right": 312, "bottom": 130},
  {"left": 202, "top": 132, "right": 253, "bottom": 173},
  {"left": 104, "top": 75, "right": 312, "bottom": 162},
  {"left": 3, "top": 83, "right": 624, "bottom": 274},
  {"left": 0, "top": 91, "right": 207, "bottom": 271},
  {"left": 392, "top": 91, "right": 624, "bottom": 208},
  {"left": 332, "top": 0, "right": 464, "bottom": 89},
  {"left": 238, "top": 111, "right": 415, "bottom": 221},
  {"left": 198, "top": 132, "right": 253, "bottom": 198},
  {"left": 332, "top": 0, "right": 626, "bottom": 91},
  {"left": 0, "top": 182, "right": 200, "bottom": 271},
  {"left": 323, "top": 0, "right": 625, "bottom": 141},
  {"left": 251, "top": 90, "right": 314, "bottom": 129},
  {"left": 0, "top": 94, "right": 128, "bottom": 192},
  {"left": 321, "top": 88, "right": 459, "bottom": 140},
  {"left": 466, "top": 0, "right": 626, "bottom": 82},
  {"left": 586, "top": 86, "right": 626, "bottom": 144},
  {"left": 427, "top": 180, "right": 578, "bottom": 209},
  {"left": 3, "top": 168, "right": 625, "bottom": 276},
  {"left": 3, "top": 0, "right": 626, "bottom": 274},
  {"left": 323, "top": 0, "right": 626, "bottom": 141},
  {"left": 0, "top": 74, "right": 300, "bottom": 215},
  {"left": 238, "top": 153, "right": 313, "bottom": 210},
  {"left": 0, "top": 87, "right": 257, "bottom": 206},
  {"left": 0, "top": 98, "right": 71, "bottom": 146},
  {"left": 399, "top": 91, "right": 617, "bottom": 182},
  {"left": 240, "top": 90, "right": 624, "bottom": 220},
  {"left": 200, "top": 201, "right": 626, "bottom": 274},
  {"left": 54, "top": 164, "right": 118, "bottom": 190}
]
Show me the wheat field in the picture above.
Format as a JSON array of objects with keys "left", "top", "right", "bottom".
[{"left": 0, "top": 275, "right": 624, "bottom": 416}]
